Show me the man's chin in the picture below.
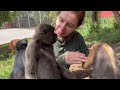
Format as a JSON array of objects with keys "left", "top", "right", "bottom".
[{"left": 57, "top": 34, "right": 64, "bottom": 37}]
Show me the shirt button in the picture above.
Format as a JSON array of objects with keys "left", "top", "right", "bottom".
[{"left": 64, "top": 49, "right": 66, "bottom": 51}]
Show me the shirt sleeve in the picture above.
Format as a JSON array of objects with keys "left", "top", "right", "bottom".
[
  {"left": 56, "top": 53, "right": 70, "bottom": 69},
  {"left": 78, "top": 35, "right": 89, "bottom": 57}
]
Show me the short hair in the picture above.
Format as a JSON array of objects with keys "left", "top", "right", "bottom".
[{"left": 58, "top": 11, "right": 85, "bottom": 27}]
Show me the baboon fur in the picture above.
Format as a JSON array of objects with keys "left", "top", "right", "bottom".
[
  {"left": 82, "top": 43, "right": 120, "bottom": 79},
  {"left": 25, "top": 24, "right": 76, "bottom": 79},
  {"left": 10, "top": 38, "right": 28, "bottom": 79}
]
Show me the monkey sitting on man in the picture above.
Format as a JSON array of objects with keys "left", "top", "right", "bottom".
[
  {"left": 25, "top": 24, "right": 76, "bottom": 79},
  {"left": 82, "top": 43, "right": 120, "bottom": 79},
  {"left": 10, "top": 38, "right": 28, "bottom": 79}
]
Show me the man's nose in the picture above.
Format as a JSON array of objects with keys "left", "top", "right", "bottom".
[{"left": 60, "top": 24, "right": 66, "bottom": 32}]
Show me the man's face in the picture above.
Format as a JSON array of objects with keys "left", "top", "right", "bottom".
[{"left": 55, "top": 11, "right": 79, "bottom": 38}]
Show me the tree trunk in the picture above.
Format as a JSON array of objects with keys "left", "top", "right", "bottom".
[
  {"left": 112, "top": 11, "right": 120, "bottom": 24},
  {"left": 92, "top": 11, "right": 98, "bottom": 23}
]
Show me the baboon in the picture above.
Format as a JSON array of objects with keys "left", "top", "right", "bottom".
[
  {"left": 82, "top": 43, "right": 120, "bottom": 79},
  {"left": 8, "top": 39, "right": 21, "bottom": 53},
  {"left": 10, "top": 38, "right": 28, "bottom": 79},
  {"left": 25, "top": 24, "right": 76, "bottom": 79}
]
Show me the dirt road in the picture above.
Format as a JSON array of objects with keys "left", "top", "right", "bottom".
[{"left": 0, "top": 28, "right": 35, "bottom": 45}]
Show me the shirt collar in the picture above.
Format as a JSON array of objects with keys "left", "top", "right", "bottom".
[{"left": 57, "top": 32, "right": 74, "bottom": 44}]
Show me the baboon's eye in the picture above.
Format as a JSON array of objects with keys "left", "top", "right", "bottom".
[{"left": 43, "top": 29, "right": 47, "bottom": 34}]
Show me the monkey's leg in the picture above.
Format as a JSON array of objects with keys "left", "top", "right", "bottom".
[
  {"left": 25, "top": 58, "right": 37, "bottom": 79},
  {"left": 25, "top": 50, "right": 37, "bottom": 79},
  {"left": 56, "top": 62, "right": 76, "bottom": 79}
]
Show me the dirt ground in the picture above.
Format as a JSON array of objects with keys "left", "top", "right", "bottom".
[
  {"left": 0, "top": 28, "right": 34, "bottom": 45},
  {"left": 69, "top": 42, "right": 120, "bottom": 79}
]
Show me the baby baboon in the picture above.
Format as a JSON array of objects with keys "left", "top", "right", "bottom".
[
  {"left": 82, "top": 43, "right": 120, "bottom": 79},
  {"left": 25, "top": 24, "right": 76, "bottom": 79},
  {"left": 10, "top": 38, "right": 28, "bottom": 79},
  {"left": 8, "top": 39, "right": 21, "bottom": 53}
]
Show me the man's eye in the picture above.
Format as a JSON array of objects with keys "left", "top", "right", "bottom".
[
  {"left": 67, "top": 24, "right": 74, "bottom": 28},
  {"left": 59, "top": 18, "right": 64, "bottom": 22}
]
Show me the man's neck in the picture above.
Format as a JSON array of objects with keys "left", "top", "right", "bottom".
[{"left": 57, "top": 32, "right": 74, "bottom": 43}]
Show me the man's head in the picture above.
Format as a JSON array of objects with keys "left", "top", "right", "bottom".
[{"left": 55, "top": 11, "right": 85, "bottom": 38}]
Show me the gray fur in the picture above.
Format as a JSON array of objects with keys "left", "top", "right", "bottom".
[
  {"left": 25, "top": 24, "right": 76, "bottom": 79},
  {"left": 10, "top": 38, "right": 28, "bottom": 79}
]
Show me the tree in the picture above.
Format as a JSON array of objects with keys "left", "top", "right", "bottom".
[
  {"left": 92, "top": 11, "right": 98, "bottom": 24},
  {"left": 0, "top": 11, "right": 19, "bottom": 28},
  {"left": 48, "top": 11, "right": 58, "bottom": 26},
  {"left": 112, "top": 11, "right": 120, "bottom": 24}
]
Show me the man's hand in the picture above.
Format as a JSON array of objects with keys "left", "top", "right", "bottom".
[{"left": 64, "top": 51, "right": 87, "bottom": 65}]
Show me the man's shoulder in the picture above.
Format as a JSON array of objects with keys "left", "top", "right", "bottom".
[{"left": 73, "top": 31, "right": 83, "bottom": 39}]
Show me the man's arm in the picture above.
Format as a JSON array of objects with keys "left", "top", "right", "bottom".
[{"left": 56, "top": 54, "right": 70, "bottom": 69}]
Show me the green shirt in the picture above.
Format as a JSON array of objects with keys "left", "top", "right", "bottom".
[{"left": 53, "top": 31, "right": 89, "bottom": 69}]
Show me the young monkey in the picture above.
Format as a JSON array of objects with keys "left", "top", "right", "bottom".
[
  {"left": 82, "top": 43, "right": 120, "bottom": 79},
  {"left": 25, "top": 24, "right": 76, "bottom": 79}
]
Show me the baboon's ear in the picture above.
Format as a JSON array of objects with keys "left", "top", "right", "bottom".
[{"left": 43, "top": 29, "right": 47, "bottom": 34}]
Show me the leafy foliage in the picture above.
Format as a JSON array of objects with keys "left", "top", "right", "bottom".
[
  {"left": 77, "top": 11, "right": 120, "bottom": 46},
  {"left": 28, "top": 11, "right": 58, "bottom": 26},
  {"left": 48, "top": 11, "right": 58, "bottom": 26},
  {"left": 0, "top": 11, "right": 19, "bottom": 28}
]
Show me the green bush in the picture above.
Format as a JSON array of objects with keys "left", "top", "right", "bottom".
[
  {"left": 0, "top": 11, "right": 19, "bottom": 28},
  {"left": 77, "top": 12, "right": 120, "bottom": 46},
  {"left": 0, "top": 43, "right": 13, "bottom": 60}
]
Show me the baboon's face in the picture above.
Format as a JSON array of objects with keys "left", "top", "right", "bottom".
[
  {"left": 36, "top": 24, "right": 57, "bottom": 44},
  {"left": 16, "top": 39, "right": 28, "bottom": 50}
]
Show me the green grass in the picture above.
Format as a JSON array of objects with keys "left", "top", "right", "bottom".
[{"left": 0, "top": 55, "right": 14, "bottom": 79}]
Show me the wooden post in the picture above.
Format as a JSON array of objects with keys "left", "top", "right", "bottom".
[
  {"left": 39, "top": 11, "right": 41, "bottom": 24},
  {"left": 27, "top": 11, "right": 30, "bottom": 28},
  {"left": 18, "top": 16, "right": 20, "bottom": 28}
]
